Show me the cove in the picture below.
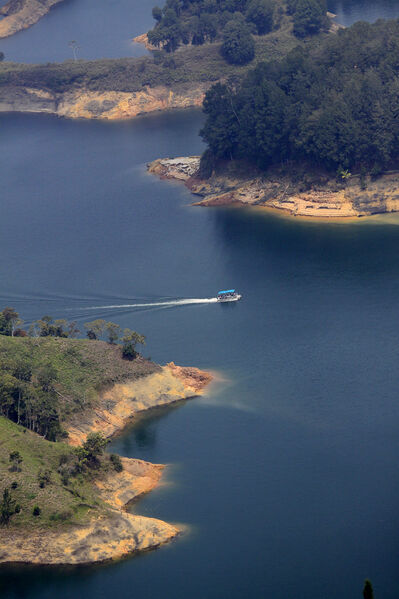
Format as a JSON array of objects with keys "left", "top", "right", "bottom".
[{"left": 1, "top": 109, "right": 399, "bottom": 597}]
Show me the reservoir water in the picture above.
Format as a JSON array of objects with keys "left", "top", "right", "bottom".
[
  {"left": 1, "top": 1, "right": 399, "bottom": 598},
  {"left": 2, "top": 0, "right": 399, "bottom": 62},
  {"left": 1, "top": 110, "right": 399, "bottom": 599}
]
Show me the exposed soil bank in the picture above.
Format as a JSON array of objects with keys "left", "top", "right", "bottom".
[
  {"left": 0, "top": 83, "right": 209, "bottom": 119},
  {"left": 0, "top": 456, "right": 179, "bottom": 565},
  {"left": 148, "top": 157, "right": 399, "bottom": 219},
  {"left": 0, "top": 363, "right": 212, "bottom": 565},
  {"left": 66, "top": 363, "right": 213, "bottom": 446},
  {"left": 0, "top": 0, "right": 64, "bottom": 39}
]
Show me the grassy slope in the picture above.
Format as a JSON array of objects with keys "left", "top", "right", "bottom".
[
  {"left": 0, "top": 416, "right": 108, "bottom": 529},
  {"left": 0, "top": 336, "right": 159, "bottom": 421},
  {"left": 0, "top": 20, "right": 299, "bottom": 93}
]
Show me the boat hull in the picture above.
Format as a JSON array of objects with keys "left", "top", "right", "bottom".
[{"left": 217, "top": 294, "right": 242, "bottom": 303}]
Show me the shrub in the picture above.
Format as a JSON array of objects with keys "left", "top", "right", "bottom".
[
  {"left": 110, "top": 454, "right": 123, "bottom": 472},
  {"left": 32, "top": 505, "right": 41, "bottom": 516},
  {"left": 221, "top": 16, "right": 255, "bottom": 65}
]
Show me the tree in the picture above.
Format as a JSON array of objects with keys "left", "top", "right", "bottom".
[
  {"left": 121, "top": 329, "right": 145, "bottom": 360},
  {"left": 67, "top": 321, "right": 80, "bottom": 338},
  {"left": 1, "top": 307, "right": 20, "bottom": 336},
  {"left": 245, "top": 0, "right": 275, "bottom": 35},
  {"left": 37, "top": 364, "right": 57, "bottom": 392},
  {"left": 200, "top": 83, "right": 241, "bottom": 159},
  {"left": 77, "top": 432, "right": 108, "bottom": 468},
  {"left": 84, "top": 319, "right": 106, "bottom": 340},
  {"left": 36, "top": 315, "right": 53, "bottom": 337},
  {"left": 292, "top": 0, "right": 326, "bottom": 38},
  {"left": 220, "top": 15, "right": 255, "bottom": 65},
  {"left": 106, "top": 322, "right": 121, "bottom": 344},
  {"left": 363, "top": 580, "right": 374, "bottom": 599},
  {"left": 152, "top": 5, "right": 163, "bottom": 21},
  {"left": 0, "top": 488, "right": 16, "bottom": 526},
  {"left": 9, "top": 451, "right": 23, "bottom": 472}
]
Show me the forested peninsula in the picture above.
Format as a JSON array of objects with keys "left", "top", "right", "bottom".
[
  {"left": 0, "top": 308, "right": 212, "bottom": 564},
  {"left": 0, "top": 0, "right": 331, "bottom": 118},
  {"left": 149, "top": 18, "right": 399, "bottom": 219}
]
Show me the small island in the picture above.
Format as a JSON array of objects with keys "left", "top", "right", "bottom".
[{"left": 0, "top": 308, "right": 212, "bottom": 564}]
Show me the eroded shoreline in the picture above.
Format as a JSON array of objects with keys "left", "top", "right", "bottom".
[
  {"left": 148, "top": 157, "right": 399, "bottom": 220},
  {"left": 0, "top": 0, "right": 64, "bottom": 39},
  {"left": 0, "top": 363, "right": 212, "bottom": 565}
]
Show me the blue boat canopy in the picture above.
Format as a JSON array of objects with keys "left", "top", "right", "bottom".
[{"left": 218, "top": 289, "right": 235, "bottom": 294}]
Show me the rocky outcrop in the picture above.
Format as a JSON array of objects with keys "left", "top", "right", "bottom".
[
  {"left": 148, "top": 157, "right": 399, "bottom": 219},
  {"left": 0, "top": 456, "right": 179, "bottom": 565},
  {"left": 0, "top": 0, "right": 64, "bottom": 38},
  {"left": 66, "top": 364, "right": 213, "bottom": 447},
  {"left": 0, "top": 83, "right": 209, "bottom": 119},
  {"left": 133, "top": 33, "right": 157, "bottom": 51}
]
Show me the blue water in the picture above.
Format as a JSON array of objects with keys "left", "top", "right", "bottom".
[
  {"left": 0, "top": 0, "right": 152, "bottom": 63},
  {"left": 328, "top": 0, "right": 399, "bottom": 26},
  {"left": 1, "top": 1, "right": 399, "bottom": 598},
  {"left": 1, "top": 110, "right": 399, "bottom": 598},
  {"left": 2, "top": 0, "right": 399, "bottom": 62}
]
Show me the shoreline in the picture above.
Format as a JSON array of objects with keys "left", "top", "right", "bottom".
[
  {"left": 0, "top": 0, "right": 64, "bottom": 39},
  {"left": 0, "top": 362, "right": 213, "bottom": 566},
  {"left": 148, "top": 157, "right": 399, "bottom": 221},
  {"left": 0, "top": 85, "right": 209, "bottom": 120}
]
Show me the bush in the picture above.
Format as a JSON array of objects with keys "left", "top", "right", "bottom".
[
  {"left": 110, "top": 453, "right": 123, "bottom": 472},
  {"left": 32, "top": 505, "right": 41, "bottom": 516},
  {"left": 221, "top": 16, "right": 255, "bottom": 65},
  {"left": 245, "top": 0, "right": 275, "bottom": 35},
  {"left": 292, "top": 0, "right": 327, "bottom": 38},
  {"left": 199, "top": 149, "right": 217, "bottom": 179}
]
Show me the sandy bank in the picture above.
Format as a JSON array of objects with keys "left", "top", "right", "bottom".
[
  {"left": 0, "top": 84, "right": 209, "bottom": 119},
  {"left": 148, "top": 157, "right": 399, "bottom": 219},
  {"left": 0, "top": 456, "right": 178, "bottom": 565},
  {"left": 0, "top": 363, "right": 212, "bottom": 565},
  {"left": 66, "top": 363, "right": 212, "bottom": 446},
  {"left": 0, "top": 0, "right": 64, "bottom": 38}
]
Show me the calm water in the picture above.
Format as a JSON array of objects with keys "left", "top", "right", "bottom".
[
  {"left": 328, "top": 0, "right": 399, "bottom": 26},
  {"left": 0, "top": 0, "right": 153, "bottom": 62},
  {"left": 1, "top": 110, "right": 399, "bottom": 598},
  {"left": 1, "top": 0, "right": 399, "bottom": 62},
  {"left": 1, "top": 1, "right": 399, "bottom": 598}
]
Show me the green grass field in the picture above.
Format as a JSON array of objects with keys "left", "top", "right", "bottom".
[
  {"left": 0, "top": 416, "right": 109, "bottom": 529},
  {"left": 0, "top": 335, "right": 159, "bottom": 421}
]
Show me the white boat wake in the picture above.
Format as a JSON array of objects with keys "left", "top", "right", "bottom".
[{"left": 85, "top": 298, "right": 218, "bottom": 310}]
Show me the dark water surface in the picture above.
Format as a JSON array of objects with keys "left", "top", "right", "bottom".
[
  {"left": 328, "top": 0, "right": 399, "bottom": 26},
  {"left": 0, "top": 0, "right": 153, "bottom": 63},
  {"left": 2, "top": 0, "right": 399, "bottom": 62},
  {"left": 1, "top": 110, "right": 399, "bottom": 598}
]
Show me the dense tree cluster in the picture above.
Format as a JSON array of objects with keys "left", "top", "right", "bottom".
[
  {"left": 200, "top": 19, "right": 399, "bottom": 173},
  {"left": 0, "top": 309, "right": 146, "bottom": 439},
  {"left": 0, "top": 351, "right": 64, "bottom": 440},
  {"left": 147, "top": 0, "right": 279, "bottom": 58},
  {"left": 287, "top": 0, "right": 327, "bottom": 37},
  {"left": 147, "top": 0, "right": 326, "bottom": 61}
]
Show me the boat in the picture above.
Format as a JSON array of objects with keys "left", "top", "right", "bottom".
[{"left": 217, "top": 289, "right": 242, "bottom": 302}]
